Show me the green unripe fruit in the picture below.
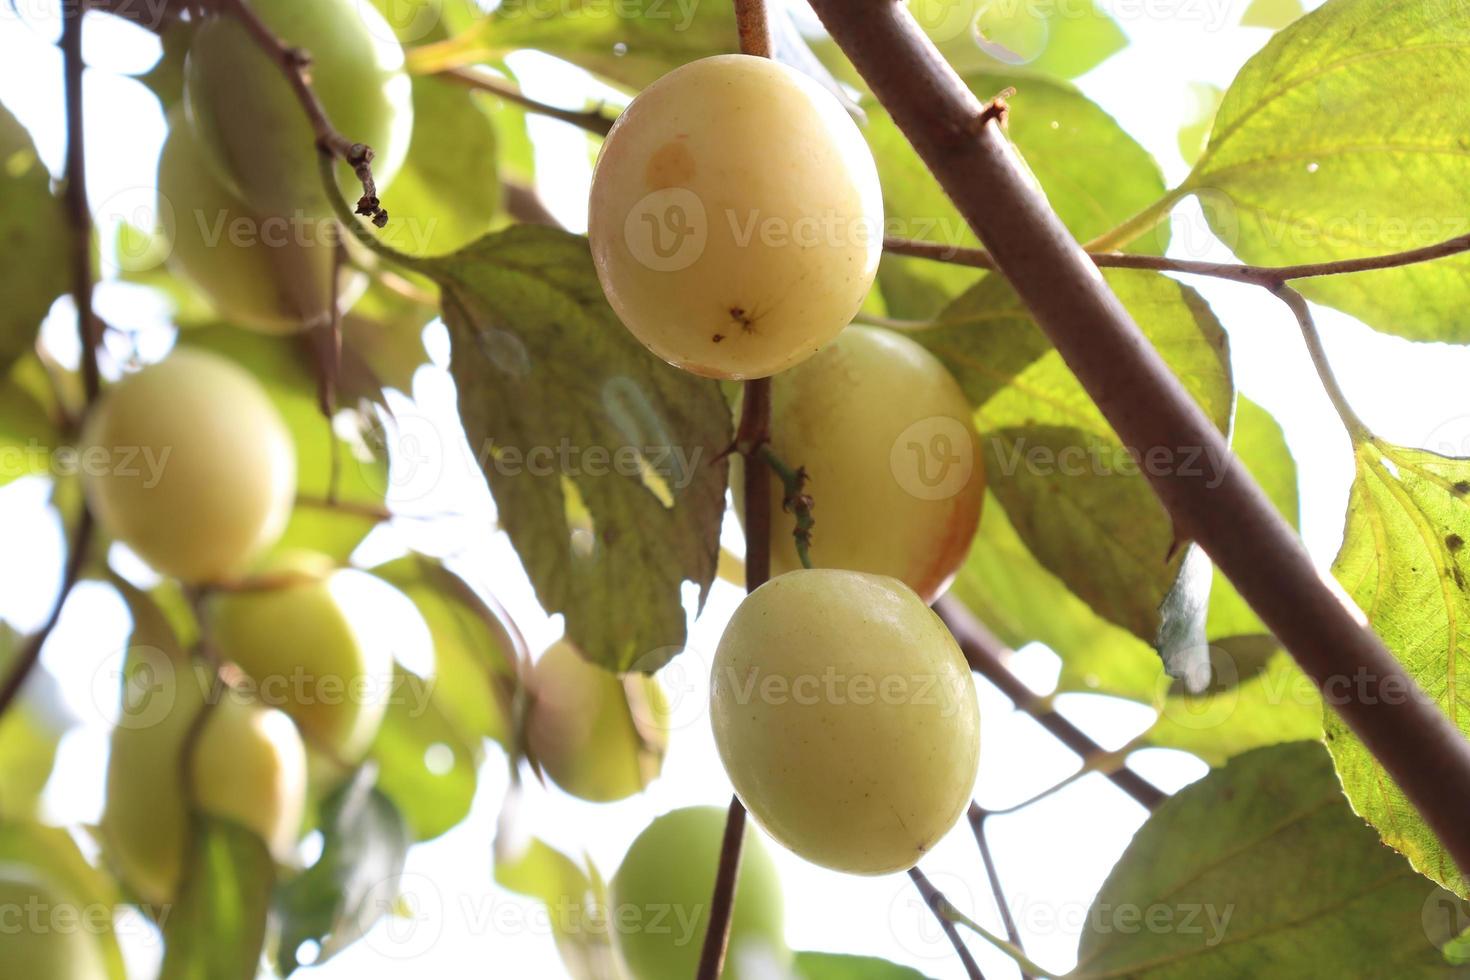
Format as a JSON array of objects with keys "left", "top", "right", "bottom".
[
  {"left": 525, "top": 640, "right": 667, "bottom": 803},
  {"left": 0, "top": 866, "right": 107, "bottom": 979},
  {"left": 157, "top": 108, "right": 352, "bottom": 333},
  {"left": 204, "top": 552, "right": 392, "bottom": 762},
  {"left": 609, "top": 806, "right": 788, "bottom": 980},
  {"left": 733, "top": 326, "right": 985, "bottom": 603},
  {"left": 103, "top": 652, "right": 307, "bottom": 904},
  {"left": 184, "top": 0, "right": 413, "bottom": 220},
  {"left": 81, "top": 348, "right": 296, "bottom": 584},
  {"left": 711, "top": 569, "right": 980, "bottom": 875},
  {"left": 589, "top": 54, "right": 883, "bottom": 380}
]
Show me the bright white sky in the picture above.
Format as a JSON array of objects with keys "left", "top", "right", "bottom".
[{"left": 2, "top": 1, "right": 1468, "bottom": 978}]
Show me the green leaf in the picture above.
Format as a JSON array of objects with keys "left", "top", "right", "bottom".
[
  {"left": 428, "top": 226, "right": 730, "bottom": 671},
  {"left": 921, "top": 270, "right": 1232, "bottom": 671},
  {"left": 871, "top": 70, "right": 1166, "bottom": 317},
  {"left": 908, "top": 0, "right": 1127, "bottom": 80},
  {"left": 952, "top": 492, "right": 1163, "bottom": 702},
  {"left": 275, "top": 770, "right": 411, "bottom": 975},
  {"left": 496, "top": 836, "right": 618, "bottom": 979},
  {"left": 0, "top": 101, "right": 68, "bottom": 376},
  {"left": 1176, "top": 82, "right": 1223, "bottom": 167},
  {"left": 1072, "top": 742, "right": 1468, "bottom": 978},
  {"left": 160, "top": 817, "right": 275, "bottom": 980},
  {"left": 408, "top": 0, "right": 738, "bottom": 90},
  {"left": 376, "top": 74, "right": 500, "bottom": 258},
  {"left": 178, "top": 327, "right": 389, "bottom": 561},
  {"left": 0, "top": 820, "right": 129, "bottom": 980},
  {"left": 1240, "top": 0, "right": 1305, "bottom": 29},
  {"left": 1327, "top": 440, "right": 1470, "bottom": 897},
  {"left": 1186, "top": 0, "right": 1470, "bottom": 342},
  {"left": 369, "top": 666, "right": 481, "bottom": 841},
  {"left": 0, "top": 356, "right": 61, "bottom": 488},
  {"left": 796, "top": 951, "right": 934, "bottom": 979},
  {"left": 371, "top": 554, "right": 521, "bottom": 749}
]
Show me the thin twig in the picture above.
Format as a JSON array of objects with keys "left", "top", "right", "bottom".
[
  {"left": 0, "top": 7, "right": 106, "bottom": 723},
  {"left": 62, "top": 8, "right": 100, "bottom": 403},
  {"left": 434, "top": 66, "right": 616, "bottom": 137},
  {"left": 908, "top": 867, "right": 985, "bottom": 980},
  {"left": 883, "top": 232, "right": 1470, "bottom": 289},
  {"left": 214, "top": 0, "right": 388, "bottom": 226},
  {"left": 1271, "top": 284, "right": 1373, "bottom": 443},
  {"left": 939, "top": 890, "right": 1060, "bottom": 979},
  {"left": 759, "top": 446, "right": 814, "bottom": 570},
  {"left": 697, "top": 378, "right": 771, "bottom": 980},
  {"left": 967, "top": 803, "right": 1028, "bottom": 979},
  {"left": 293, "top": 494, "right": 393, "bottom": 523},
  {"left": 935, "top": 597, "right": 1167, "bottom": 811}
]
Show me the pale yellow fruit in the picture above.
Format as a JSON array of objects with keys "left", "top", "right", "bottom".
[
  {"left": 609, "top": 806, "right": 788, "bottom": 980},
  {"left": 81, "top": 348, "right": 296, "bottom": 584},
  {"left": 588, "top": 54, "right": 883, "bottom": 380},
  {"left": 710, "top": 569, "right": 979, "bottom": 874},
  {"left": 103, "top": 651, "right": 307, "bottom": 904},
  {"left": 157, "top": 107, "right": 347, "bottom": 333},
  {"left": 733, "top": 326, "right": 984, "bottom": 603},
  {"left": 204, "top": 552, "right": 392, "bottom": 762},
  {"left": 184, "top": 0, "right": 413, "bottom": 220},
  {"left": 0, "top": 866, "right": 107, "bottom": 979},
  {"left": 526, "top": 640, "right": 667, "bottom": 803}
]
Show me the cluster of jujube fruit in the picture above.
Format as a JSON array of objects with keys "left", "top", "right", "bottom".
[
  {"left": 587, "top": 53, "right": 986, "bottom": 974},
  {"left": 23, "top": 3, "right": 989, "bottom": 970}
]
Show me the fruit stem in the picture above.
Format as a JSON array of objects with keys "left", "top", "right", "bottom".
[
  {"left": 316, "top": 151, "right": 428, "bottom": 273},
  {"left": 966, "top": 803, "right": 1029, "bottom": 978},
  {"left": 759, "top": 447, "right": 815, "bottom": 570}
]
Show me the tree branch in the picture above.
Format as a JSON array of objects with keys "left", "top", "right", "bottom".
[
  {"left": 811, "top": 0, "right": 1470, "bottom": 880},
  {"left": 434, "top": 66, "right": 617, "bottom": 137},
  {"left": 967, "top": 803, "right": 1028, "bottom": 980},
  {"left": 908, "top": 866, "right": 985, "bottom": 980},
  {"left": 214, "top": 0, "right": 389, "bottom": 226},
  {"left": 697, "top": 11, "right": 775, "bottom": 979},
  {"left": 883, "top": 231, "right": 1470, "bottom": 289},
  {"left": 0, "top": 6, "right": 105, "bottom": 723},
  {"left": 937, "top": 597, "right": 1167, "bottom": 811}
]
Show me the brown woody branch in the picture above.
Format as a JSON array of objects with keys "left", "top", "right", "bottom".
[
  {"left": 214, "top": 0, "right": 388, "bottom": 226},
  {"left": 967, "top": 803, "right": 1029, "bottom": 980},
  {"left": 0, "top": 9, "right": 100, "bottom": 721},
  {"left": 813, "top": 1, "right": 1470, "bottom": 878},
  {"left": 937, "top": 598, "right": 1167, "bottom": 810}
]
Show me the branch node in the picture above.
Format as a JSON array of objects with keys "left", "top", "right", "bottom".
[{"left": 970, "top": 88, "right": 1015, "bottom": 132}]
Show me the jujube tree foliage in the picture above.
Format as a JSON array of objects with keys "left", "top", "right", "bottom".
[{"left": 0, "top": 0, "right": 1468, "bottom": 977}]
